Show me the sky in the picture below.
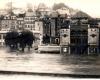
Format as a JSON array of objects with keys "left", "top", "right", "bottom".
[{"left": 0, "top": 0, "right": 100, "bottom": 18}]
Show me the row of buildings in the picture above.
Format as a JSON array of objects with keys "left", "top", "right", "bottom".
[
  {"left": 39, "top": 16, "right": 100, "bottom": 54},
  {"left": 0, "top": 6, "right": 71, "bottom": 47},
  {"left": 0, "top": 9, "right": 44, "bottom": 46},
  {"left": 0, "top": 7, "right": 100, "bottom": 54}
]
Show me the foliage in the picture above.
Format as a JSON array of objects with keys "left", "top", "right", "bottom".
[
  {"left": 18, "top": 30, "right": 35, "bottom": 52},
  {"left": 52, "top": 3, "right": 68, "bottom": 10},
  {"left": 5, "top": 31, "right": 19, "bottom": 50},
  {"left": 43, "top": 34, "right": 50, "bottom": 44},
  {"left": 5, "top": 30, "right": 35, "bottom": 52}
]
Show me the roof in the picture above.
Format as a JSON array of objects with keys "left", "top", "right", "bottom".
[
  {"left": 50, "top": 11, "right": 59, "bottom": 18},
  {"left": 56, "top": 7, "right": 70, "bottom": 15},
  {"left": 25, "top": 11, "right": 36, "bottom": 17},
  {"left": 17, "top": 13, "right": 25, "bottom": 18}
]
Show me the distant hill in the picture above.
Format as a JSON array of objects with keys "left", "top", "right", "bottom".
[
  {"left": 52, "top": 3, "right": 91, "bottom": 18},
  {"left": 53, "top": 3, "right": 74, "bottom": 11},
  {"left": 72, "top": 11, "right": 91, "bottom": 18}
]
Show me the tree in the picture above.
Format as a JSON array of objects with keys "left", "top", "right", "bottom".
[
  {"left": 5, "top": 31, "right": 19, "bottom": 51},
  {"left": 5, "top": 30, "right": 35, "bottom": 52},
  {"left": 43, "top": 34, "right": 50, "bottom": 44},
  {"left": 18, "top": 30, "right": 35, "bottom": 52},
  {"left": 52, "top": 3, "right": 68, "bottom": 10}
]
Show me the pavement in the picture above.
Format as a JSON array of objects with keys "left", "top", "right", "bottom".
[{"left": 0, "top": 48, "right": 100, "bottom": 78}]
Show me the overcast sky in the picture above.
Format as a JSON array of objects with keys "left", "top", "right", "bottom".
[{"left": 0, "top": 0, "right": 100, "bottom": 18}]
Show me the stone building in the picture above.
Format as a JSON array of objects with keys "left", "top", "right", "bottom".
[
  {"left": 17, "top": 13, "right": 25, "bottom": 30},
  {"left": 70, "top": 22, "right": 88, "bottom": 54},
  {"left": 88, "top": 23, "right": 99, "bottom": 54},
  {"left": 0, "top": 31, "right": 7, "bottom": 46},
  {"left": 35, "top": 20, "right": 43, "bottom": 45},
  {"left": 24, "top": 10, "right": 36, "bottom": 31},
  {"left": 60, "top": 19, "right": 70, "bottom": 54},
  {"left": 0, "top": 13, "right": 17, "bottom": 46},
  {"left": 1, "top": 13, "right": 17, "bottom": 31}
]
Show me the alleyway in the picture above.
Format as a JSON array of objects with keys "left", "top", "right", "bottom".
[{"left": 0, "top": 48, "right": 100, "bottom": 77}]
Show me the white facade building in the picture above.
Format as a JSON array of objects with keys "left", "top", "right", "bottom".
[
  {"left": 0, "top": 31, "right": 7, "bottom": 46},
  {"left": 35, "top": 20, "right": 43, "bottom": 45},
  {"left": 88, "top": 25, "right": 99, "bottom": 54},
  {"left": 88, "top": 28, "right": 99, "bottom": 45},
  {"left": 60, "top": 29, "right": 70, "bottom": 45},
  {"left": 60, "top": 26, "right": 70, "bottom": 54}
]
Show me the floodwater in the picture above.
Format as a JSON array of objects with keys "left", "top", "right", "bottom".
[{"left": 0, "top": 48, "right": 100, "bottom": 79}]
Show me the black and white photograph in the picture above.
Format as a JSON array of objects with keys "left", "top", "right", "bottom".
[{"left": 0, "top": 0, "right": 100, "bottom": 79}]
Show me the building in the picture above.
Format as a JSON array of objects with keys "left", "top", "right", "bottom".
[
  {"left": 70, "top": 21, "right": 88, "bottom": 54},
  {"left": 0, "top": 10, "right": 44, "bottom": 47},
  {"left": 24, "top": 9, "right": 44, "bottom": 39},
  {"left": 17, "top": 13, "right": 25, "bottom": 30},
  {"left": 0, "top": 31, "right": 7, "bottom": 46},
  {"left": 1, "top": 13, "right": 17, "bottom": 31},
  {"left": 0, "top": 16, "right": 6, "bottom": 46},
  {"left": 0, "top": 13, "right": 17, "bottom": 46},
  {"left": 35, "top": 20, "right": 43, "bottom": 36},
  {"left": 35, "top": 20, "right": 43, "bottom": 45},
  {"left": 40, "top": 15, "right": 100, "bottom": 54},
  {"left": 36, "top": 3, "right": 51, "bottom": 18},
  {"left": 24, "top": 10, "right": 36, "bottom": 31},
  {"left": 88, "top": 22, "right": 99, "bottom": 54},
  {"left": 44, "top": 11, "right": 61, "bottom": 44},
  {"left": 60, "top": 19, "right": 70, "bottom": 54},
  {"left": 56, "top": 7, "right": 70, "bottom": 18}
]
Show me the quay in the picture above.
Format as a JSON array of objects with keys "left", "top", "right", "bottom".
[{"left": 38, "top": 45, "right": 60, "bottom": 53}]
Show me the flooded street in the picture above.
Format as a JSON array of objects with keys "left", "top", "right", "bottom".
[{"left": 0, "top": 48, "right": 100, "bottom": 77}]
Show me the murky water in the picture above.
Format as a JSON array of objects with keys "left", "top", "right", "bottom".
[{"left": 0, "top": 48, "right": 100, "bottom": 75}]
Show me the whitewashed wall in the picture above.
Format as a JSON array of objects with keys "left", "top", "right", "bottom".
[
  {"left": 60, "top": 29, "right": 70, "bottom": 45},
  {"left": 88, "top": 28, "right": 99, "bottom": 45}
]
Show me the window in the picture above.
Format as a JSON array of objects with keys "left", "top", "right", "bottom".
[
  {"left": 0, "top": 35, "right": 2, "bottom": 39},
  {"left": 38, "top": 23, "right": 40, "bottom": 26},
  {"left": 31, "top": 18, "right": 34, "bottom": 20},
  {"left": 28, "top": 25, "right": 30, "bottom": 28},
  {"left": 25, "top": 18, "right": 28, "bottom": 20},
  {"left": 25, "top": 25, "right": 27, "bottom": 28},
  {"left": 71, "top": 38, "right": 75, "bottom": 44},
  {"left": 3, "top": 35, "right": 5, "bottom": 39}
]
